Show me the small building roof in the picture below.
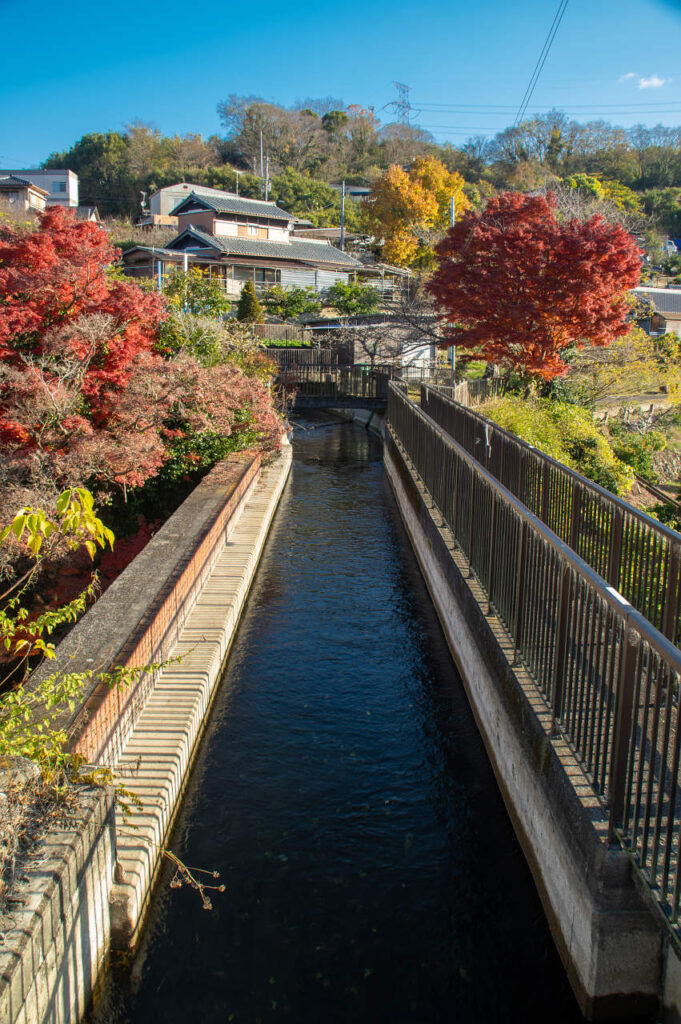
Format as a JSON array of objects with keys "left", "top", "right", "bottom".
[
  {"left": 633, "top": 286, "right": 681, "bottom": 316},
  {"left": 0, "top": 174, "right": 48, "bottom": 195},
  {"left": 165, "top": 226, "right": 363, "bottom": 268},
  {"left": 170, "top": 191, "right": 294, "bottom": 222}
]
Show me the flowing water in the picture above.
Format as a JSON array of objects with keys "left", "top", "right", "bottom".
[{"left": 90, "top": 418, "right": 585, "bottom": 1024}]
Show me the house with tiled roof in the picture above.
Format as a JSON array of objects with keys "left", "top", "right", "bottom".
[
  {"left": 122, "top": 188, "right": 368, "bottom": 298},
  {"left": 0, "top": 169, "right": 78, "bottom": 207},
  {"left": 0, "top": 175, "right": 49, "bottom": 213},
  {"left": 633, "top": 286, "right": 681, "bottom": 337}
]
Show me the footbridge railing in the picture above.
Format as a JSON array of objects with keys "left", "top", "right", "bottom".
[
  {"left": 388, "top": 381, "right": 681, "bottom": 932},
  {"left": 283, "top": 364, "right": 394, "bottom": 402},
  {"left": 421, "top": 383, "right": 681, "bottom": 646}
]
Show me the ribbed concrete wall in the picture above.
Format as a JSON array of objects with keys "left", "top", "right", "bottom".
[{"left": 1, "top": 448, "right": 292, "bottom": 1024}]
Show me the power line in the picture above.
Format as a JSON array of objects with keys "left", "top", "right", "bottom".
[
  {"left": 514, "top": 0, "right": 569, "bottom": 126},
  {"left": 415, "top": 100, "right": 681, "bottom": 110}
]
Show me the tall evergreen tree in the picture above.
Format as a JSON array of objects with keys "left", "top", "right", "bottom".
[{"left": 236, "top": 280, "right": 264, "bottom": 323}]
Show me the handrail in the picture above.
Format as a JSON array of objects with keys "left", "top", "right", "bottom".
[
  {"left": 281, "top": 363, "right": 395, "bottom": 401},
  {"left": 388, "top": 381, "right": 681, "bottom": 931},
  {"left": 421, "top": 383, "right": 681, "bottom": 645}
]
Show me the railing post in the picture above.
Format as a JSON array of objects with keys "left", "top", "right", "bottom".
[
  {"left": 608, "top": 621, "right": 639, "bottom": 841},
  {"left": 551, "top": 563, "right": 572, "bottom": 728},
  {"left": 663, "top": 541, "right": 681, "bottom": 644},
  {"left": 467, "top": 471, "right": 477, "bottom": 573},
  {"left": 518, "top": 450, "right": 527, "bottom": 508},
  {"left": 569, "top": 482, "right": 582, "bottom": 553},
  {"left": 513, "top": 520, "right": 528, "bottom": 664},
  {"left": 487, "top": 492, "right": 497, "bottom": 614},
  {"left": 607, "top": 506, "right": 624, "bottom": 589},
  {"left": 541, "top": 461, "right": 550, "bottom": 523}
]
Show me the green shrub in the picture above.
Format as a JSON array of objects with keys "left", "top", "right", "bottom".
[
  {"left": 479, "top": 396, "right": 635, "bottom": 495},
  {"left": 262, "top": 285, "right": 322, "bottom": 321},
  {"left": 649, "top": 502, "right": 681, "bottom": 533},
  {"left": 606, "top": 421, "right": 666, "bottom": 481}
]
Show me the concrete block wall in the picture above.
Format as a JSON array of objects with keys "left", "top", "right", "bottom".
[{"left": 0, "top": 790, "right": 115, "bottom": 1024}]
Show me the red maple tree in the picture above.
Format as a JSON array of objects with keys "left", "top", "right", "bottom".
[
  {"left": 427, "top": 191, "right": 642, "bottom": 379},
  {"left": 0, "top": 208, "right": 282, "bottom": 567}
]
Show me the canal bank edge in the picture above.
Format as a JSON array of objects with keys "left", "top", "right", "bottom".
[
  {"left": 108, "top": 447, "right": 292, "bottom": 950},
  {"left": 383, "top": 426, "right": 676, "bottom": 1023},
  {"left": 0, "top": 446, "right": 292, "bottom": 1024}
]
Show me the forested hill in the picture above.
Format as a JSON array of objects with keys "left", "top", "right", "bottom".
[{"left": 42, "top": 95, "right": 681, "bottom": 236}]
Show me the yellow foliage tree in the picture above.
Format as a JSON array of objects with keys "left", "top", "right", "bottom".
[
  {"left": 362, "top": 156, "right": 470, "bottom": 267},
  {"left": 556, "top": 327, "right": 680, "bottom": 407}
]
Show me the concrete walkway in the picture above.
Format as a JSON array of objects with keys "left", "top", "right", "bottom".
[{"left": 108, "top": 448, "right": 292, "bottom": 947}]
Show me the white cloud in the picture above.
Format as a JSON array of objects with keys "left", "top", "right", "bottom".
[
  {"left": 639, "top": 74, "right": 669, "bottom": 89},
  {"left": 619, "top": 71, "right": 671, "bottom": 89}
]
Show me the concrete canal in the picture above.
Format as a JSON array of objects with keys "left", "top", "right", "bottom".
[{"left": 88, "top": 418, "right": 585, "bottom": 1024}]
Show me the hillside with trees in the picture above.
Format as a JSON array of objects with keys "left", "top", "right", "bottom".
[{"left": 40, "top": 99, "right": 681, "bottom": 245}]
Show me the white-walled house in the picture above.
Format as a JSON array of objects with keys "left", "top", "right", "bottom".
[
  {"left": 0, "top": 169, "right": 78, "bottom": 207},
  {"left": 122, "top": 190, "right": 363, "bottom": 296},
  {"left": 0, "top": 175, "right": 48, "bottom": 212}
]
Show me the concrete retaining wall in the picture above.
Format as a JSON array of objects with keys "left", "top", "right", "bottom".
[
  {"left": 327, "top": 407, "right": 386, "bottom": 438},
  {"left": 384, "top": 428, "right": 664, "bottom": 1022},
  {"left": 0, "top": 790, "right": 115, "bottom": 1024},
  {"left": 2, "top": 447, "right": 292, "bottom": 1024},
  {"left": 31, "top": 453, "right": 263, "bottom": 767},
  {"left": 109, "top": 449, "right": 292, "bottom": 948}
]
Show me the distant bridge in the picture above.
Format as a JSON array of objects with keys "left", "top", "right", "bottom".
[{"left": 281, "top": 364, "right": 393, "bottom": 410}]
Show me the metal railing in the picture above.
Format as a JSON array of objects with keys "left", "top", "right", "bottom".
[
  {"left": 388, "top": 381, "right": 681, "bottom": 932},
  {"left": 421, "top": 384, "right": 681, "bottom": 646},
  {"left": 282, "top": 363, "right": 393, "bottom": 401}
]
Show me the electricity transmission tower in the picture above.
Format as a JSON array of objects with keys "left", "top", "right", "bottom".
[{"left": 391, "top": 82, "right": 412, "bottom": 126}]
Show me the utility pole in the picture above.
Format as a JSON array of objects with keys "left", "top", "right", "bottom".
[
  {"left": 265, "top": 154, "right": 270, "bottom": 201},
  {"left": 259, "top": 130, "right": 264, "bottom": 178},
  {"left": 235, "top": 169, "right": 240, "bottom": 196},
  {"left": 340, "top": 180, "right": 346, "bottom": 251}
]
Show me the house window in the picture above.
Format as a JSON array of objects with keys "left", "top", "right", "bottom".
[
  {"left": 52, "top": 181, "right": 67, "bottom": 193},
  {"left": 255, "top": 268, "right": 279, "bottom": 286},
  {"left": 248, "top": 225, "right": 258, "bottom": 236}
]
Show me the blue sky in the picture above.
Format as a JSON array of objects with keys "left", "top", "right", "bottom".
[{"left": 1, "top": 0, "right": 681, "bottom": 167}]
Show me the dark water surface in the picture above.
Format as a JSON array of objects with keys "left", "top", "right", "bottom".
[{"left": 91, "top": 419, "right": 585, "bottom": 1024}]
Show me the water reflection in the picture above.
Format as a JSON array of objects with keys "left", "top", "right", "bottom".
[{"left": 89, "top": 418, "right": 585, "bottom": 1024}]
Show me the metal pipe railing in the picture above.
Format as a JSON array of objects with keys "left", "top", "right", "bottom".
[
  {"left": 421, "top": 383, "right": 681, "bottom": 646},
  {"left": 282, "top": 364, "right": 393, "bottom": 400},
  {"left": 388, "top": 381, "right": 681, "bottom": 931}
]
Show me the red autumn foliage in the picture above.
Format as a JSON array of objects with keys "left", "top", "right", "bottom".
[
  {"left": 0, "top": 206, "right": 166, "bottom": 394},
  {"left": 427, "top": 191, "right": 642, "bottom": 380},
  {"left": 0, "top": 207, "right": 282, "bottom": 579}
]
